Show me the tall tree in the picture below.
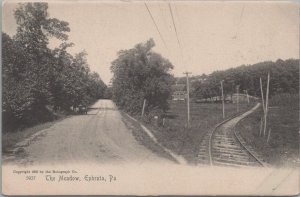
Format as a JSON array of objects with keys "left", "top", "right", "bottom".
[
  {"left": 13, "top": 2, "right": 70, "bottom": 110},
  {"left": 2, "top": 3, "right": 107, "bottom": 132},
  {"left": 111, "top": 39, "right": 174, "bottom": 115},
  {"left": 2, "top": 33, "right": 33, "bottom": 122}
]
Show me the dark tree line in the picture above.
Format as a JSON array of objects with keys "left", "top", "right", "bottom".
[
  {"left": 3, "top": 3, "right": 106, "bottom": 131},
  {"left": 191, "top": 59, "right": 299, "bottom": 100},
  {"left": 110, "top": 39, "right": 174, "bottom": 116}
]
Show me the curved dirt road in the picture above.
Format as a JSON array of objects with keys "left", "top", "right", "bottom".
[{"left": 9, "top": 100, "right": 169, "bottom": 166}]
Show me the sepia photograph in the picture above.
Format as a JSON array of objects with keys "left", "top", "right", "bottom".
[{"left": 2, "top": 0, "right": 299, "bottom": 195}]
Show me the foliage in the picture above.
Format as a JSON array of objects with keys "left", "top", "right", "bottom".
[
  {"left": 268, "top": 93, "right": 299, "bottom": 108},
  {"left": 237, "top": 93, "right": 299, "bottom": 167},
  {"left": 190, "top": 59, "right": 299, "bottom": 100},
  {"left": 110, "top": 39, "right": 174, "bottom": 115},
  {"left": 103, "top": 87, "right": 113, "bottom": 99},
  {"left": 3, "top": 3, "right": 106, "bottom": 132}
]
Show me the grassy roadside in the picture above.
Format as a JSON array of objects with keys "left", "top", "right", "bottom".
[
  {"left": 138, "top": 101, "right": 252, "bottom": 164},
  {"left": 2, "top": 114, "right": 69, "bottom": 155},
  {"left": 120, "top": 112, "right": 177, "bottom": 163},
  {"left": 237, "top": 94, "right": 299, "bottom": 167}
]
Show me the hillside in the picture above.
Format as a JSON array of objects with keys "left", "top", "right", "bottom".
[{"left": 175, "top": 59, "right": 299, "bottom": 99}]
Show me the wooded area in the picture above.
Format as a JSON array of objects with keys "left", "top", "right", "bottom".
[
  {"left": 189, "top": 59, "right": 299, "bottom": 100},
  {"left": 3, "top": 3, "right": 107, "bottom": 132}
]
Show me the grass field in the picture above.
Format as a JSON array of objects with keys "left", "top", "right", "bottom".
[
  {"left": 144, "top": 101, "right": 252, "bottom": 164},
  {"left": 237, "top": 94, "right": 299, "bottom": 167}
]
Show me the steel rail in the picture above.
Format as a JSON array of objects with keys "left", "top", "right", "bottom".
[{"left": 208, "top": 103, "right": 267, "bottom": 167}]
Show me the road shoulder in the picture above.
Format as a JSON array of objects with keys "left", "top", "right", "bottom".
[
  {"left": 120, "top": 111, "right": 179, "bottom": 164},
  {"left": 2, "top": 116, "right": 69, "bottom": 163}
]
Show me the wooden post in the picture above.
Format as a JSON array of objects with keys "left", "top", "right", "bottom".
[
  {"left": 260, "top": 77, "right": 266, "bottom": 137},
  {"left": 184, "top": 72, "right": 192, "bottom": 128},
  {"left": 246, "top": 90, "right": 250, "bottom": 104},
  {"left": 259, "top": 116, "right": 263, "bottom": 136},
  {"left": 263, "top": 73, "right": 270, "bottom": 137},
  {"left": 236, "top": 85, "right": 240, "bottom": 112},
  {"left": 221, "top": 80, "right": 225, "bottom": 119},
  {"left": 267, "top": 128, "right": 271, "bottom": 143},
  {"left": 141, "top": 99, "right": 146, "bottom": 117},
  {"left": 260, "top": 77, "right": 266, "bottom": 115}
]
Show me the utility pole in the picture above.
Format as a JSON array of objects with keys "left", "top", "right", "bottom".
[
  {"left": 220, "top": 80, "right": 225, "bottom": 119},
  {"left": 264, "top": 72, "right": 270, "bottom": 137},
  {"left": 141, "top": 99, "right": 146, "bottom": 117},
  {"left": 183, "top": 72, "right": 192, "bottom": 128},
  {"left": 260, "top": 77, "right": 266, "bottom": 137},
  {"left": 236, "top": 85, "right": 240, "bottom": 112},
  {"left": 260, "top": 77, "right": 266, "bottom": 119}
]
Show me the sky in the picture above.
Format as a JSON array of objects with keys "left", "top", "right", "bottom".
[{"left": 3, "top": 1, "right": 299, "bottom": 84}]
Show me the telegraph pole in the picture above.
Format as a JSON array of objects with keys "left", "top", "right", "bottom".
[
  {"left": 264, "top": 72, "right": 270, "bottom": 137},
  {"left": 236, "top": 85, "right": 240, "bottom": 112},
  {"left": 260, "top": 77, "right": 266, "bottom": 115},
  {"left": 141, "top": 99, "right": 146, "bottom": 117},
  {"left": 220, "top": 80, "right": 225, "bottom": 119},
  {"left": 184, "top": 72, "right": 192, "bottom": 128}
]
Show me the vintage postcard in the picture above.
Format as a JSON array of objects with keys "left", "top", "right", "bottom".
[{"left": 2, "top": 0, "right": 299, "bottom": 195}]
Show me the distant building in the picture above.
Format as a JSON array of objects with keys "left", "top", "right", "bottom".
[
  {"left": 230, "top": 93, "right": 258, "bottom": 103},
  {"left": 171, "top": 84, "right": 186, "bottom": 101}
]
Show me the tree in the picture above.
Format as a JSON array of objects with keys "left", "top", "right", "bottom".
[
  {"left": 13, "top": 2, "right": 70, "bottom": 112},
  {"left": 2, "top": 3, "right": 107, "bottom": 132},
  {"left": 190, "top": 59, "right": 299, "bottom": 100},
  {"left": 2, "top": 33, "right": 34, "bottom": 129},
  {"left": 50, "top": 42, "right": 74, "bottom": 110},
  {"left": 104, "top": 87, "right": 113, "bottom": 99},
  {"left": 111, "top": 39, "right": 174, "bottom": 115}
]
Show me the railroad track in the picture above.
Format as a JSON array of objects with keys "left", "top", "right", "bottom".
[{"left": 198, "top": 103, "right": 268, "bottom": 168}]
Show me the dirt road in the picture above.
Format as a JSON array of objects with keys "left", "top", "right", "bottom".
[{"left": 8, "top": 100, "right": 169, "bottom": 166}]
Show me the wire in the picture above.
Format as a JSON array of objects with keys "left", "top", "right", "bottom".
[
  {"left": 168, "top": 3, "right": 181, "bottom": 48},
  {"left": 233, "top": 5, "right": 245, "bottom": 39},
  {"left": 144, "top": 3, "right": 168, "bottom": 49},
  {"left": 168, "top": 2, "right": 184, "bottom": 67}
]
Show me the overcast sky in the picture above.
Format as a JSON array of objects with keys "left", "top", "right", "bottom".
[{"left": 3, "top": 1, "right": 299, "bottom": 84}]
